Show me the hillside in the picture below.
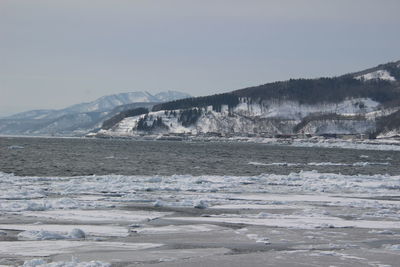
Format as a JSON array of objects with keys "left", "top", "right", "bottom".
[{"left": 96, "top": 60, "right": 400, "bottom": 139}]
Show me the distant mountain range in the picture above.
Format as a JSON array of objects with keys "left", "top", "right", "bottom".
[
  {"left": 96, "top": 60, "right": 400, "bottom": 139},
  {"left": 0, "top": 91, "right": 191, "bottom": 136}
]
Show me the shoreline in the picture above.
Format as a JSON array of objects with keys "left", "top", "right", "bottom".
[{"left": 2, "top": 133, "right": 400, "bottom": 151}]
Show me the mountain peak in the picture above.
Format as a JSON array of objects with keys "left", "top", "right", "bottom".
[
  {"left": 3, "top": 90, "right": 192, "bottom": 121},
  {"left": 63, "top": 90, "right": 191, "bottom": 114}
]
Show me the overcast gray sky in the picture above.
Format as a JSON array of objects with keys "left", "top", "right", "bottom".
[{"left": 1, "top": 0, "right": 400, "bottom": 116}]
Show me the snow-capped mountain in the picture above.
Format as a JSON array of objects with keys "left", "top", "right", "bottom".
[
  {"left": 97, "top": 60, "right": 400, "bottom": 139},
  {"left": 153, "top": 91, "right": 193, "bottom": 102},
  {"left": 0, "top": 90, "right": 191, "bottom": 136},
  {"left": 63, "top": 91, "right": 190, "bottom": 114},
  {"left": 4, "top": 90, "right": 191, "bottom": 121}
]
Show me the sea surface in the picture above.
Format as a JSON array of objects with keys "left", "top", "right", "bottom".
[{"left": 0, "top": 136, "right": 399, "bottom": 177}]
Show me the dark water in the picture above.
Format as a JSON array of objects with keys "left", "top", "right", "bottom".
[{"left": 0, "top": 137, "right": 399, "bottom": 177}]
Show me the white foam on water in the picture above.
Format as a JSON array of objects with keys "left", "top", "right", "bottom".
[
  {"left": 248, "top": 162, "right": 302, "bottom": 167},
  {"left": 248, "top": 161, "right": 390, "bottom": 167}
]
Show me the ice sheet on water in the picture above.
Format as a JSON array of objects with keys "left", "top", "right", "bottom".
[
  {"left": 3, "top": 171, "right": 400, "bottom": 195},
  {"left": 133, "top": 224, "right": 224, "bottom": 235},
  {"left": 1, "top": 171, "right": 399, "bottom": 213},
  {"left": 18, "top": 230, "right": 67, "bottom": 240},
  {"left": 0, "top": 198, "right": 96, "bottom": 212},
  {"left": 168, "top": 215, "right": 400, "bottom": 229},
  {"left": 0, "top": 240, "right": 163, "bottom": 257},
  {"left": 22, "top": 259, "right": 111, "bottom": 267},
  {"left": 0, "top": 224, "right": 128, "bottom": 237},
  {"left": 21, "top": 209, "right": 171, "bottom": 223}
]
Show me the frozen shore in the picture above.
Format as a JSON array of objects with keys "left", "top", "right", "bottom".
[{"left": 93, "top": 133, "right": 400, "bottom": 151}]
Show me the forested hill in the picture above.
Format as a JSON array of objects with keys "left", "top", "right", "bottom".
[
  {"left": 153, "top": 60, "right": 400, "bottom": 112},
  {"left": 98, "top": 60, "right": 400, "bottom": 139}
]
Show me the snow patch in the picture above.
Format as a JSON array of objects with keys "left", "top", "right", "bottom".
[{"left": 355, "top": 70, "right": 396, "bottom": 82}]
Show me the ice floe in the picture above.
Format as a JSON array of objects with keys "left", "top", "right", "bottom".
[
  {"left": 21, "top": 209, "right": 171, "bottom": 223},
  {"left": 17, "top": 228, "right": 86, "bottom": 241},
  {"left": 133, "top": 224, "right": 224, "bottom": 234},
  {"left": 0, "top": 240, "right": 162, "bottom": 257},
  {"left": 22, "top": 258, "right": 110, "bottom": 267},
  {"left": 168, "top": 215, "right": 400, "bottom": 229},
  {"left": 0, "top": 224, "right": 128, "bottom": 237},
  {"left": 1, "top": 171, "right": 399, "bottom": 213},
  {"left": 18, "top": 230, "right": 69, "bottom": 240}
]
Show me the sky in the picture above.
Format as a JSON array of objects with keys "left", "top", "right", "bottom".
[{"left": 1, "top": 0, "right": 400, "bottom": 116}]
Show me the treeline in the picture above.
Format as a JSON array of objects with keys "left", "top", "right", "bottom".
[
  {"left": 152, "top": 76, "right": 399, "bottom": 114},
  {"left": 152, "top": 93, "right": 240, "bottom": 112},
  {"left": 233, "top": 77, "right": 400, "bottom": 105},
  {"left": 136, "top": 115, "right": 168, "bottom": 131},
  {"left": 178, "top": 108, "right": 203, "bottom": 127},
  {"left": 102, "top": 107, "right": 148, "bottom": 130}
]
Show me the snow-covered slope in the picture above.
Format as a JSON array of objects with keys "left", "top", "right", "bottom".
[
  {"left": 355, "top": 70, "right": 396, "bottom": 82},
  {"left": 98, "top": 97, "right": 394, "bottom": 137},
  {"left": 352, "top": 60, "right": 400, "bottom": 82}
]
